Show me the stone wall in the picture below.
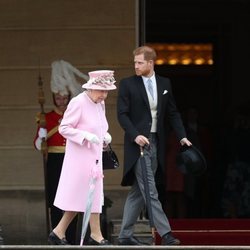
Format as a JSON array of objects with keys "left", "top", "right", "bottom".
[{"left": 0, "top": 0, "right": 137, "bottom": 244}]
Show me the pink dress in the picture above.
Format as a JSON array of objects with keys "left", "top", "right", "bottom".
[{"left": 54, "top": 92, "right": 108, "bottom": 213}]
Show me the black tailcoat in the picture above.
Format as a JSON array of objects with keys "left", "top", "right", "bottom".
[{"left": 117, "top": 74, "right": 186, "bottom": 186}]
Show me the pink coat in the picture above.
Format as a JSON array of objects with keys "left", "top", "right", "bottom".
[{"left": 54, "top": 92, "right": 108, "bottom": 213}]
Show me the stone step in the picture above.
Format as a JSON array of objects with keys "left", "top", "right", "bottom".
[
  {"left": 109, "top": 219, "right": 154, "bottom": 245},
  {"left": 110, "top": 219, "right": 152, "bottom": 235},
  {"left": 111, "top": 233, "right": 154, "bottom": 245}
]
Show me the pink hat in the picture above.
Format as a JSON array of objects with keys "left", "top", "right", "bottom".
[{"left": 82, "top": 70, "right": 116, "bottom": 90}]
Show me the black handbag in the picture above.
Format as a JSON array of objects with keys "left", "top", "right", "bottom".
[{"left": 102, "top": 144, "right": 119, "bottom": 170}]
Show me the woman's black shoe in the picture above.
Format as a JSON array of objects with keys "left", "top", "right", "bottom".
[
  {"left": 48, "top": 231, "right": 69, "bottom": 245},
  {"left": 88, "top": 236, "right": 110, "bottom": 245}
]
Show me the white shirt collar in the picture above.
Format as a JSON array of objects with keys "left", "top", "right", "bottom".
[{"left": 142, "top": 73, "right": 156, "bottom": 83}]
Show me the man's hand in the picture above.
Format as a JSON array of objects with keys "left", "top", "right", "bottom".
[
  {"left": 38, "top": 128, "right": 47, "bottom": 138},
  {"left": 180, "top": 137, "right": 192, "bottom": 146},
  {"left": 135, "top": 135, "right": 150, "bottom": 147},
  {"left": 35, "top": 128, "right": 47, "bottom": 150}
]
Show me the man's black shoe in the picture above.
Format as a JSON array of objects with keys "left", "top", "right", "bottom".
[
  {"left": 118, "top": 236, "right": 145, "bottom": 245},
  {"left": 161, "top": 232, "right": 180, "bottom": 245}
]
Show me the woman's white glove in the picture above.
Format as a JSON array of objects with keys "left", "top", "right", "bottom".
[
  {"left": 38, "top": 128, "right": 47, "bottom": 138},
  {"left": 35, "top": 128, "right": 48, "bottom": 150},
  {"left": 83, "top": 131, "right": 100, "bottom": 144},
  {"left": 104, "top": 132, "right": 112, "bottom": 145}
]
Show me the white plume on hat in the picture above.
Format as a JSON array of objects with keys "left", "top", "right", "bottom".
[{"left": 51, "top": 60, "right": 89, "bottom": 97}]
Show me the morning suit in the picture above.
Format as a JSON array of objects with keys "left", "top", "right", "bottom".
[{"left": 117, "top": 74, "right": 186, "bottom": 237}]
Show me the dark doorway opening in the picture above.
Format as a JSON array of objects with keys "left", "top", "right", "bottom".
[{"left": 140, "top": 0, "right": 250, "bottom": 219}]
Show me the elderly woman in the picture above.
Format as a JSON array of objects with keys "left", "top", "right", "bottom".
[{"left": 48, "top": 70, "right": 116, "bottom": 246}]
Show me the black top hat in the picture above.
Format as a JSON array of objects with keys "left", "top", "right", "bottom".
[{"left": 176, "top": 145, "right": 207, "bottom": 176}]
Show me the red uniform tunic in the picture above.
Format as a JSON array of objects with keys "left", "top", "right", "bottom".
[{"left": 34, "top": 110, "right": 66, "bottom": 152}]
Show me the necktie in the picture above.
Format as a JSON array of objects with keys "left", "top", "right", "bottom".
[{"left": 147, "top": 78, "right": 154, "bottom": 100}]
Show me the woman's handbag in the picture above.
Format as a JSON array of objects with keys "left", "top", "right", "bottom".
[{"left": 102, "top": 144, "right": 119, "bottom": 170}]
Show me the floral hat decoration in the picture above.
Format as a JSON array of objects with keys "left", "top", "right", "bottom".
[{"left": 82, "top": 70, "right": 116, "bottom": 90}]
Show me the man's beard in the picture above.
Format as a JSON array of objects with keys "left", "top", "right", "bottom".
[
  {"left": 135, "top": 69, "right": 142, "bottom": 76},
  {"left": 135, "top": 68, "right": 150, "bottom": 76}
]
